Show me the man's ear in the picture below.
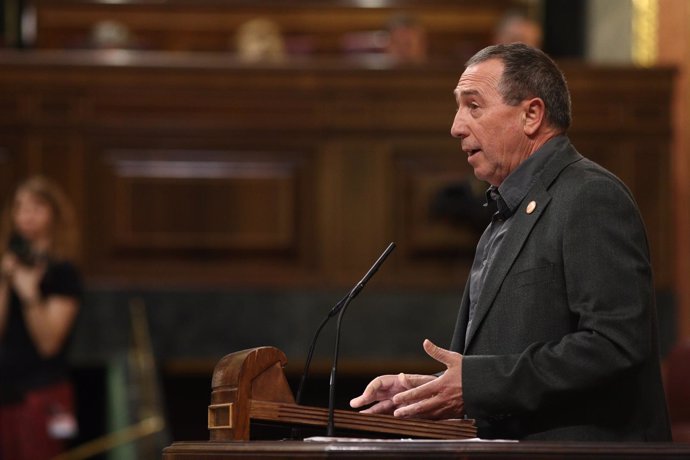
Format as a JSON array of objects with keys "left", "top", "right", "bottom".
[{"left": 522, "top": 98, "right": 546, "bottom": 136}]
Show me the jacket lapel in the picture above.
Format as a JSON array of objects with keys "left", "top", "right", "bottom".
[
  {"left": 462, "top": 139, "right": 583, "bottom": 353},
  {"left": 463, "top": 184, "right": 551, "bottom": 352}
]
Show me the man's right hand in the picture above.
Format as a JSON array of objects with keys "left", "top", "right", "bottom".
[{"left": 349, "top": 373, "right": 436, "bottom": 415}]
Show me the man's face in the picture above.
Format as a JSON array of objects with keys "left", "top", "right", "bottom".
[{"left": 451, "top": 59, "right": 531, "bottom": 186}]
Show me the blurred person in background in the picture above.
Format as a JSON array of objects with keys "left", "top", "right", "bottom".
[
  {"left": 494, "top": 10, "right": 543, "bottom": 48},
  {"left": 0, "top": 176, "right": 83, "bottom": 460},
  {"left": 386, "top": 13, "right": 427, "bottom": 63},
  {"left": 235, "top": 17, "right": 286, "bottom": 63},
  {"left": 89, "top": 20, "right": 135, "bottom": 49}
]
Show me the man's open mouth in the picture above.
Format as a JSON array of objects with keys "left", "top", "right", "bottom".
[{"left": 466, "top": 148, "right": 481, "bottom": 157}]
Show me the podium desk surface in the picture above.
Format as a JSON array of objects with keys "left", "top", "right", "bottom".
[{"left": 163, "top": 439, "right": 690, "bottom": 459}]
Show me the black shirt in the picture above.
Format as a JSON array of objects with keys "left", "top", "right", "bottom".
[{"left": 0, "top": 260, "right": 82, "bottom": 404}]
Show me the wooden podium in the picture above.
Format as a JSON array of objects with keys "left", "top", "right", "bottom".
[
  {"left": 206, "top": 346, "right": 476, "bottom": 441},
  {"left": 164, "top": 346, "right": 690, "bottom": 459}
]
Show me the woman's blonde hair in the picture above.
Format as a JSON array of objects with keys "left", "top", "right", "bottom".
[{"left": 0, "top": 176, "right": 81, "bottom": 263}]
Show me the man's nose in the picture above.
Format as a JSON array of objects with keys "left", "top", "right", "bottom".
[{"left": 450, "top": 110, "right": 467, "bottom": 139}]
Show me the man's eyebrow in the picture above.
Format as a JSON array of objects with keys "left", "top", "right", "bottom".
[{"left": 453, "top": 89, "right": 480, "bottom": 98}]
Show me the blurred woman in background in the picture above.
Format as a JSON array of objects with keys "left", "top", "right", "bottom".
[{"left": 0, "top": 176, "right": 82, "bottom": 460}]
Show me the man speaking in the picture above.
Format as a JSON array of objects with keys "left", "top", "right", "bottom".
[{"left": 350, "top": 43, "right": 672, "bottom": 441}]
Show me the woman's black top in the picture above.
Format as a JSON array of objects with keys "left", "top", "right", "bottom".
[{"left": 0, "top": 261, "right": 82, "bottom": 405}]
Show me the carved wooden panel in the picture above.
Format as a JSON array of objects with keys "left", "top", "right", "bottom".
[
  {"left": 84, "top": 145, "right": 317, "bottom": 284},
  {"left": 103, "top": 150, "right": 303, "bottom": 251}
]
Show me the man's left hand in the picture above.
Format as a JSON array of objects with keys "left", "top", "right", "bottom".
[{"left": 391, "top": 339, "right": 464, "bottom": 419}]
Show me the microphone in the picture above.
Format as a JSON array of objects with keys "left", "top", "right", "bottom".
[
  {"left": 327, "top": 242, "right": 396, "bottom": 436},
  {"left": 293, "top": 242, "right": 396, "bottom": 438}
]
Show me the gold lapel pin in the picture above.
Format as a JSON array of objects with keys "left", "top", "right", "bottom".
[{"left": 526, "top": 200, "right": 537, "bottom": 214}]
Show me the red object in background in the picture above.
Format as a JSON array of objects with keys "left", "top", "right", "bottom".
[{"left": 0, "top": 380, "right": 75, "bottom": 460}]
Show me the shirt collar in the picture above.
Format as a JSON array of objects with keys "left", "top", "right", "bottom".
[
  {"left": 485, "top": 185, "right": 511, "bottom": 221},
  {"left": 493, "top": 135, "right": 566, "bottom": 216}
]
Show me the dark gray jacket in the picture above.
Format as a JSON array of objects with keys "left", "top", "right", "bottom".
[{"left": 451, "top": 136, "right": 672, "bottom": 441}]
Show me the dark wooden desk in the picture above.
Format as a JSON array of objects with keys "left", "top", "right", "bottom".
[{"left": 163, "top": 440, "right": 690, "bottom": 459}]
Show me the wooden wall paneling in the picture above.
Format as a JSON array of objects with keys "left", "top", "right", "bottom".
[
  {"left": 77, "top": 65, "right": 327, "bottom": 141},
  {"left": 659, "top": 0, "right": 690, "bottom": 340},
  {"left": 0, "top": 137, "right": 23, "bottom": 209},
  {"left": 86, "top": 143, "right": 318, "bottom": 286},
  {"left": 0, "top": 71, "right": 32, "bottom": 206},
  {"left": 317, "top": 138, "right": 393, "bottom": 285},
  {"left": 317, "top": 67, "right": 456, "bottom": 134},
  {"left": 25, "top": 131, "right": 86, "bottom": 225},
  {"left": 389, "top": 141, "right": 486, "bottom": 287},
  {"left": 631, "top": 139, "right": 673, "bottom": 291},
  {"left": 0, "top": 86, "right": 28, "bottom": 124},
  {"left": 315, "top": 141, "right": 347, "bottom": 284},
  {"left": 566, "top": 69, "right": 672, "bottom": 136},
  {"left": 392, "top": 146, "right": 483, "bottom": 257},
  {"left": 0, "top": 84, "right": 78, "bottom": 211},
  {"left": 0, "top": 52, "right": 675, "bottom": 291},
  {"left": 313, "top": 68, "right": 460, "bottom": 285},
  {"left": 2, "top": 78, "right": 89, "bottom": 224},
  {"left": 106, "top": 150, "right": 301, "bottom": 250}
]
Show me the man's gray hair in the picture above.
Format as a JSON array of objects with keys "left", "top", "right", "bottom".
[{"left": 466, "top": 43, "right": 572, "bottom": 131}]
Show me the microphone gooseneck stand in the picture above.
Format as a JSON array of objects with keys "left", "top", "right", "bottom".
[
  {"left": 292, "top": 242, "right": 396, "bottom": 439},
  {"left": 326, "top": 291, "right": 355, "bottom": 436},
  {"left": 294, "top": 294, "right": 348, "bottom": 407},
  {"left": 326, "top": 242, "right": 396, "bottom": 436}
]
